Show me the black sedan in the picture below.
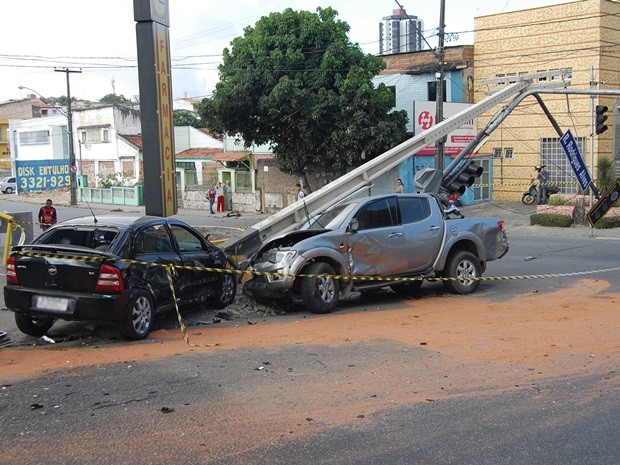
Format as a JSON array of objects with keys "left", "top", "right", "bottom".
[{"left": 4, "top": 215, "right": 237, "bottom": 340}]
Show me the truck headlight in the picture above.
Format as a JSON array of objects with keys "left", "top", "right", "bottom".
[{"left": 268, "top": 250, "right": 296, "bottom": 263}]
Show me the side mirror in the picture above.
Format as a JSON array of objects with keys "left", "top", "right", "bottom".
[{"left": 348, "top": 218, "right": 359, "bottom": 232}]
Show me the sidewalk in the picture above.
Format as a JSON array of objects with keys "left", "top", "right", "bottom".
[
  {"left": 462, "top": 200, "right": 620, "bottom": 239},
  {"left": 5, "top": 189, "right": 620, "bottom": 238}
]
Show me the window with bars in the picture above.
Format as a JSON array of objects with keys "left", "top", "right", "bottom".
[
  {"left": 540, "top": 137, "right": 586, "bottom": 194},
  {"left": 504, "top": 148, "right": 513, "bottom": 159},
  {"left": 80, "top": 127, "right": 110, "bottom": 143},
  {"left": 492, "top": 148, "right": 502, "bottom": 158},
  {"left": 19, "top": 130, "right": 49, "bottom": 145}
]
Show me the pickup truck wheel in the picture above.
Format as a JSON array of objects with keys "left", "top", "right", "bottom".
[
  {"left": 119, "top": 291, "right": 154, "bottom": 340},
  {"left": 443, "top": 251, "right": 481, "bottom": 294},
  {"left": 212, "top": 273, "right": 237, "bottom": 308},
  {"left": 14, "top": 313, "right": 56, "bottom": 337},
  {"left": 301, "top": 262, "right": 339, "bottom": 314},
  {"left": 390, "top": 280, "right": 423, "bottom": 296}
]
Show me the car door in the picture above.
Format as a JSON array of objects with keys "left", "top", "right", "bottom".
[
  {"left": 169, "top": 223, "right": 222, "bottom": 301},
  {"left": 132, "top": 223, "right": 183, "bottom": 307},
  {"left": 398, "top": 196, "right": 444, "bottom": 271},
  {"left": 348, "top": 196, "right": 407, "bottom": 277}
]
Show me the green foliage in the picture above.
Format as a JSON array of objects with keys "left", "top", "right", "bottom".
[
  {"left": 173, "top": 110, "right": 205, "bottom": 128},
  {"left": 196, "top": 7, "right": 408, "bottom": 177},
  {"left": 99, "top": 93, "right": 134, "bottom": 106},
  {"left": 530, "top": 213, "right": 573, "bottom": 227},
  {"left": 596, "top": 155, "right": 614, "bottom": 193},
  {"left": 547, "top": 195, "right": 569, "bottom": 206},
  {"left": 593, "top": 215, "right": 620, "bottom": 229},
  {"left": 97, "top": 171, "right": 135, "bottom": 188}
]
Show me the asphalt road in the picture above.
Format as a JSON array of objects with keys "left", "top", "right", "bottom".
[{"left": 0, "top": 197, "right": 619, "bottom": 464}]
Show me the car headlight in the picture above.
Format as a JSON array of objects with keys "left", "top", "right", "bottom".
[{"left": 267, "top": 250, "right": 296, "bottom": 263}]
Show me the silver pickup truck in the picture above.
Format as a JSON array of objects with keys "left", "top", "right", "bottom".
[{"left": 242, "top": 193, "right": 508, "bottom": 313}]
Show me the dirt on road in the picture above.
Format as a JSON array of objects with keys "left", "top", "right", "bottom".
[{"left": 1, "top": 278, "right": 617, "bottom": 383}]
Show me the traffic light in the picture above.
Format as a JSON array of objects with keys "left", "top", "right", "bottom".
[
  {"left": 587, "top": 178, "right": 620, "bottom": 227},
  {"left": 442, "top": 160, "right": 484, "bottom": 195},
  {"left": 595, "top": 105, "right": 608, "bottom": 135}
]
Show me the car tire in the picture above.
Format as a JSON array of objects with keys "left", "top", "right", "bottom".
[
  {"left": 443, "top": 251, "right": 481, "bottom": 295},
  {"left": 300, "top": 262, "right": 339, "bottom": 314},
  {"left": 5, "top": 187, "right": 13, "bottom": 194},
  {"left": 212, "top": 272, "right": 237, "bottom": 308},
  {"left": 119, "top": 291, "right": 154, "bottom": 340},
  {"left": 390, "top": 280, "right": 423, "bottom": 296},
  {"left": 14, "top": 313, "right": 56, "bottom": 337}
]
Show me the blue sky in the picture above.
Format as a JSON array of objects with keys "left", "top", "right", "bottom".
[{"left": 0, "top": 0, "right": 569, "bottom": 103}]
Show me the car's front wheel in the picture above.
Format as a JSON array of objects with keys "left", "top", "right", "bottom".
[
  {"left": 443, "top": 251, "right": 481, "bottom": 294},
  {"left": 14, "top": 313, "right": 56, "bottom": 337},
  {"left": 119, "top": 291, "right": 154, "bottom": 340},
  {"left": 5, "top": 187, "right": 13, "bottom": 194},
  {"left": 212, "top": 272, "right": 237, "bottom": 308},
  {"left": 300, "top": 262, "right": 340, "bottom": 314}
]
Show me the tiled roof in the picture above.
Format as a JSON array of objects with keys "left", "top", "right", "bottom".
[
  {"left": 176, "top": 148, "right": 250, "bottom": 162},
  {"left": 118, "top": 134, "right": 143, "bottom": 150}
]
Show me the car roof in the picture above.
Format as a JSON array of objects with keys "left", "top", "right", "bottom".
[{"left": 59, "top": 215, "right": 181, "bottom": 228}]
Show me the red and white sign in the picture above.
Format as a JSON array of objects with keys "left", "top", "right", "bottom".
[
  {"left": 413, "top": 101, "right": 477, "bottom": 156},
  {"left": 418, "top": 111, "right": 434, "bottom": 130}
]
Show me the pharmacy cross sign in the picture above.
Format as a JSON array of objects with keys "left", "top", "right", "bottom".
[{"left": 559, "top": 130, "right": 592, "bottom": 191}]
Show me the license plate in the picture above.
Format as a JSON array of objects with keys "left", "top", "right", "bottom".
[{"left": 34, "top": 296, "right": 70, "bottom": 312}]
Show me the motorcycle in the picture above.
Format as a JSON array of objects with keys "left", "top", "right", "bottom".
[{"left": 521, "top": 180, "right": 560, "bottom": 205}]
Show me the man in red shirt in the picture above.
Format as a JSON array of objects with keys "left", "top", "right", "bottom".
[{"left": 38, "top": 199, "right": 57, "bottom": 231}]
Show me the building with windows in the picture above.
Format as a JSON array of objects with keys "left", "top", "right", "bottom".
[
  {"left": 73, "top": 105, "right": 142, "bottom": 186},
  {"left": 0, "top": 96, "right": 64, "bottom": 170},
  {"left": 474, "top": 0, "right": 620, "bottom": 200},
  {"left": 372, "top": 45, "right": 482, "bottom": 201},
  {"left": 379, "top": 8, "right": 424, "bottom": 55}
]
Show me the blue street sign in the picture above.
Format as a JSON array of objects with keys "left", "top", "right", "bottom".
[{"left": 559, "top": 130, "right": 592, "bottom": 191}]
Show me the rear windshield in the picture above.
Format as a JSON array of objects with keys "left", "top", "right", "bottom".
[{"left": 40, "top": 227, "right": 119, "bottom": 250}]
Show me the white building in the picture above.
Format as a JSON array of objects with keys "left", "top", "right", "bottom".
[
  {"left": 379, "top": 8, "right": 424, "bottom": 55},
  {"left": 73, "top": 105, "right": 142, "bottom": 185}
]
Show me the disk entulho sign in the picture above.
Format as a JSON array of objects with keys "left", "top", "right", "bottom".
[{"left": 413, "top": 102, "right": 477, "bottom": 155}]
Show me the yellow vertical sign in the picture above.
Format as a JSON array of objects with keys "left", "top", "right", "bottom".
[{"left": 154, "top": 22, "right": 176, "bottom": 215}]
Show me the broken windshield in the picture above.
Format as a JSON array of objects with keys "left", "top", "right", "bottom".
[{"left": 299, "top": 203, "right": 359, "bottom": 230}]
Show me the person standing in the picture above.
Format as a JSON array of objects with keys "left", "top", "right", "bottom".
[
  {"left": 225, "top": 180, "right": 233, "bottom": 211},
  {"left": 295, "top": 183, "right": 306, "bottom": 201},
  {"left": 394, "top": 178, "right": 404, "bottom": 193},
  {"left": 207, "top": 185, "right": 216, "bottom": 214},
  {"left": 536, "top": 165, "right": 550, "bottom": 205},
  {"left": 38, "top": 199, "right": 57, "bottom": 231},
  {"left": 216, "top": 182, "right": 225, "bottom": 213}
]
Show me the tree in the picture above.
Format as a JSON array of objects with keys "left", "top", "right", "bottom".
[
  {"left": 196, "top": 7, "right": 408, "bottom": 181},
  {"left": 99, "top": 93, "right": 134, "bottom": 106},
  {"left": 173, "top": 110, "right": 205, "bottom": 128},
  {"left": 596, "top": 155, "right": 614, "bottom": 193}
]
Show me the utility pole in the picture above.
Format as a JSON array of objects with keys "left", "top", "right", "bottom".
[
  {"left": 55, "top": 67, "right": 82, "bottom": 206},
  {"left": 435, "top": 0, "right": 446, "bottom": 171}
]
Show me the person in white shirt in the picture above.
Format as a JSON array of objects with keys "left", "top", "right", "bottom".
[
  {"left": 216, "top": 182, "right": 225, "bottom": 212},
  {"left": 295, "top": 183, "right": 306, "bottom": 201}
]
